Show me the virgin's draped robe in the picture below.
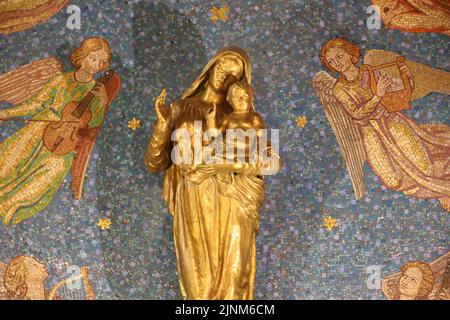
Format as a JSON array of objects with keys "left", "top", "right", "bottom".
[
  {"left": 145, "top": 48, "right": 277, "bottom": 299},
  {"left": 0, "top": 72, "right": 104, "bottom": 224},
  {"left": 333, "top": 67, "right": 450, "bottom": 200}
]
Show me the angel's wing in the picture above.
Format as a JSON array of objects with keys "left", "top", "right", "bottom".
[
  {"left": 0, "top": 57, "right": 63, "bottom": 106},
  {"left": 312, "top": 71, "right": 366, "bottom": 199},
  {"left": 364, "top": 49, "right": 450, "bottom": 100},
  {"left": 428, "top": 252, "right": 450, "bottom": 299},
  {"left": 381, "top": 272, "right": 400, "bottom": 300}
]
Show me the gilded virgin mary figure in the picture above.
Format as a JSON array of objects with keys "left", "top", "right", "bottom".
[{"left": 145, "top": 47, "right": 280, "bottom": 299}]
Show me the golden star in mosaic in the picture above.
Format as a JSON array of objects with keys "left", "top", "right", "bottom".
[
  {"left": 128, "top": 117, "right": 141, "bottom": 131},
  {"left": 323, "top": 216, "right": 337, "bottom": 231},
  {"left": 210, "top": 5, "right": 230, "bottom": 23},
  {"left": 296, "top": 115, "right": 308, "bottom": 128},
  {"left": 97, "top": 217, "right": 111, "bottom": 230}
]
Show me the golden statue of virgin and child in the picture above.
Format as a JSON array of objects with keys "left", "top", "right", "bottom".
[
  {"left": 314, "top": 38, "right": 450, "bottom": 211},
  {"left": 145, "top": 47, "right": 281, "bottom": 299}
]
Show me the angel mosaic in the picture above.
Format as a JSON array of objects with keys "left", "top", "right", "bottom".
[
  {"left": 0, "top": 256, "right": 95, "bottom": 300},
  {"left": 382, "top": 251, "right": 450, "bottom": 300},
  {"left": 313, "top": 38, "right": 450, "bottom": 211},
  {"left": 0, "top": 37, "right": 121, "bottom": 225},
  {"left": 372, "top": 0, "right": 450, "bottom": 35}
]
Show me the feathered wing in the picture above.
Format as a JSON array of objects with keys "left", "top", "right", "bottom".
[
  {"left": 0, "top": 57, "right": 63, "bottom": 106},
  {"left": 428, "top": 252, "right": 450, "bottom": 299},
  {"left": 364, "top": 49, "right": 450, "bottom": 100},
  {"left": 381, "top": 272, "right": 400, "bottom": 300},
  {"left": 312, "top": 71, "right": 366, "bottom": 199}
]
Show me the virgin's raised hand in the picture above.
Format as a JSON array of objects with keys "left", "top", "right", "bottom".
[{"left": 155, "top": 89, "right": 171, "bottom": 126}]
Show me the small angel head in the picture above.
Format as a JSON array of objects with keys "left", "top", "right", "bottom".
[
  {"left": 3, "top": 255, "right": 48, "bottom": 300},
  {"left": 398, "top": 261, "right": 435, "bottom": 300},
  {"left": 321, "top": 38, "right": 360, "bottom": 73},
  {"left": 226, "top": 80, "right": 254, "bottom": 113},
  {"left": 70, "top": 37, "right": 111, "bottom": 76}
]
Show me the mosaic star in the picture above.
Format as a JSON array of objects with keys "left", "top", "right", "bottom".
[
  {"left": 128, "top": 117, "right": 141, "bottom": 131},
  {"left": 97, "top": 218, "right": 111, "bottom": 230},
  {"left": 296, "top": 115, "right": 308, "bottom": 128},
  {"left": 323, "top": 216, "right": 337, "bottom": 231},
  {"left": 210, "top": 5, "right": 230, "bottom": 23}
]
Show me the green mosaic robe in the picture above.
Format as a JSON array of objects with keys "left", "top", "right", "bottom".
[{"left": 0, "top": 72, "right": 104, "bottom": 225}]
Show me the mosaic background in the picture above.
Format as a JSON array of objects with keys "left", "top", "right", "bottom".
[{"left": 0, "top": 0, "right": 448, "bottom": 299}]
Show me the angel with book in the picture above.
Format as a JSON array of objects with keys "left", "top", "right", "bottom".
[{"left": 313, "top": 38, "right": 450, "bottom": 211}]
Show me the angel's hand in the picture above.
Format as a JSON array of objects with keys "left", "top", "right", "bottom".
[
  {"left": 91, "top": 83, "right": 108, "bottom": 107},
  {"left": 377, "top": 73, "right": 392, "bottom": 97}
]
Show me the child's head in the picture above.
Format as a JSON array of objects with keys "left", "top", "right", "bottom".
[{"left": 227, "top": 81, "right": 254, "bottom": 112}]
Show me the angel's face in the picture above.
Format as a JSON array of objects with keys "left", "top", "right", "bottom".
[
  {"left": 209, "top": 56, "right": 244, "bottom": 92},
  {"left": 399, "top": 267, "right": 423, "bottom": 298},
  {"left": 80, "top": 49, "right": 109, "bottom": 75},
  {"left": 325, "top": 47, "right": 353, "bottom": 73}
]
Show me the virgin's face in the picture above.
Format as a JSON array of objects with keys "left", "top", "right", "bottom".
[
  {"left": 325, "top": 47, "right": 353, "bottom": 73},
  {"left": 399, "top": 267, "right": 423, "bottom": 298},
  {"left": 80, "top": 48, "right": 109, "bottom": 75},
  {"left": 209, "top": 56, "right": 244, "bottom": 92}
]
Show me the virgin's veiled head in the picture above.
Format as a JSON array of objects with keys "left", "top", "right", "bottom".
[{"left": 181, "top": 46, "right": 252, "bottom": 100}]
